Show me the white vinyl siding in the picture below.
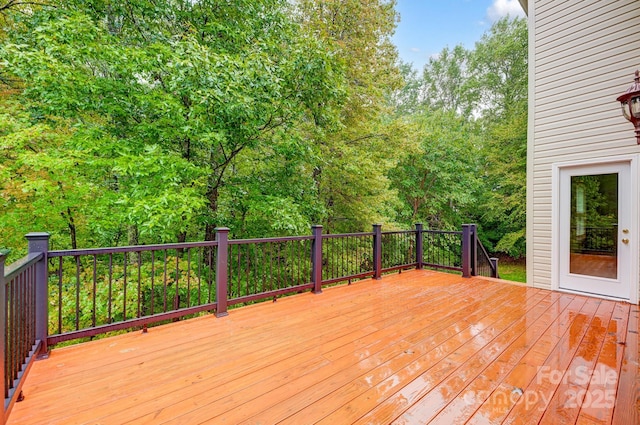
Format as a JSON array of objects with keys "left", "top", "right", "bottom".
[{"left": 528, "top": 0, "right": 640, "bottom": 291}]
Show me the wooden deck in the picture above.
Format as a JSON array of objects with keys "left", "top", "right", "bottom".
[{"left": 7, "top": 270, "right": 639, "bottom": 424}]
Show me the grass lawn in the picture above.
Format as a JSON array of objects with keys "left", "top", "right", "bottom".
[{"left": 497, "top": 256, "right": 526, "bottom": 283}]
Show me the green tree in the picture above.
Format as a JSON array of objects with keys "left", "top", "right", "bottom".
[
  {"left": 297, "top": 0, "right": 405, "bottom": 232},
  {"left": 470, "top": 17, "right": 528, "bottom": 257},
  {"left": 469, "top": 17, "right": 528, "bottom": 121},
  {"left": 0, "top": 99, "right": 93, "bottom": 256},
  {"left": 421, "top": 45, "right": 477, "bottom": 117},
  {"left": 389, "top": 110, "right": 480, "bottom": 230},
  {"left": 392, "top": 62, "right": 423, "bottom": 117},
  {"left": 216, "top": 131, "right": 325, "bottom": 237},
  {"left": 390, "top": 17, "right": 528, "bottom": 256},
  {"left": 1, "top": 0, "right": 345, "bottom": 252}
]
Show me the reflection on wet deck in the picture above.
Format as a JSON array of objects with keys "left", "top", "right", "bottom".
[{"left": 7, "top": 270, "right": 639, "bottom": 424}]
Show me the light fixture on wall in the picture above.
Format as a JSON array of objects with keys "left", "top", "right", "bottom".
[{"left": 617, "top": 70, "right": 640, "bottom": 144}]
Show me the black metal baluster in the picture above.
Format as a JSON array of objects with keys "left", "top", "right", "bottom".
[
  {"left": 269, "top": 243, "right": 273, "bottom": 292},
  {"left": 11, "top": 277, "right": 17, "bottom": 383},
  {"left": 277, "top": 242, "right": 282, "bottom": 290},
  {"left": 137, "top": 252, "right": 142, "bottom": 317},
  {"left": 151, "top": 250, "right": 156, "bottom": 315},
  {"left": 5, "top": 281, "right": 9, "bottom": 398},
  {"left": 207, "top": 247, "right": 212, "bottom": 304},
  {"left": 108, "top": 254, "right": 113, "bottom": 324},
  {"left": 197, "top": 248, "right": 202, "bottom": 305},
  {"left": 5, "top": 281, "right": 10, "bottom": 397},
  {"left": 252, "top": 244, "right": 257, "bottom": 295},
  {"left": 75, "top": 256, "right": 80, "bottom": 330},
  {"left": 92, "top": 255, "right": 97, "bottom": 328},
  {"left": 262, "top": 243, "right": 267, "bottom": 293},
  {"left": 123, "top": 254, "right": 128, "bottom": 321},
  {"left": 236, "top": 245, "right": 242, "bottom": 297},
  {"left": 245, "top": 244, "right": 250, "bottom": 296},
  {"left": 163, "top": 250, "right": 168, "bottom": 312},
  {"left": 174, "top": 253, "right": 180, "bottom": 311},
  {"left": 18, "top": 272, "right": 24, "bottom": 374},
  {"left": 186, "top": 249, "right": 191, "bottom": 308},
  {"left": 25, "top": 270, "right": 31, "bottom": 353},
  {"left": 58, "top": 257, "right": 63, "bottom": 334}
]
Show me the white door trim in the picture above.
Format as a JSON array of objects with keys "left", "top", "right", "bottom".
[{"left": 551, "top": 155, "right": 639, "bottom": 303}]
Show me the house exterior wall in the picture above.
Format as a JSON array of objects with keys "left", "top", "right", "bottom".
[{"left": 526, "top": 0, "right": 640, "bottom": 295}]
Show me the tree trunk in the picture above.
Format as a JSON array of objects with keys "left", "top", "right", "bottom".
[
  {"left": 127, "top": 225, "right": 139, "bottom": 263},
  {"left": 127, "top": 225, "right": 139, "bottom": 246},
  {"left": 176, "top": 231, "right": 187, "bottom": 256},
  {"left": 61, "top": 207, "right": 78, "bottom": 250},
  {"left": 204, "top": 185, "right": 219, "bottom": 242}
]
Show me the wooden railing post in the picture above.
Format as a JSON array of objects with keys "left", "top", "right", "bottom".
[
  {"left": 490, "top": 257, "right": 499, "bottom": 278},
  {"left": 0, "top": 251, "right": 6, "bottom": 423},
  {"left": 311, "top": 225, "right": 323, "bottom": 294},
  {"left": 470, "top": 224, "right": 478, "bottom": 276},
  {"left": 26, "top": 232, "right": 49, "bottom": 357},
  {"left": 415, "top": 223, "right": 423, "bottom": 270},
  {"left": 215, "top": 228, "right": 229, "bottom": 318},
  {"left": 373, "top": 224, "right": 382, "bottom": 280},
  {"left": 461, "top": 224, "right": 471, "bottom": 278}
]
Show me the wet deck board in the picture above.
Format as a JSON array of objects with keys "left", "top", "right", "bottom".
[{"left": 7, "top": 270, "right": 639, "bottom": 424}]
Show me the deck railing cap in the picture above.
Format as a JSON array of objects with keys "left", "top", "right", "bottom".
[{"left": 25, "top": 232, "right": 50, "bottom": 239}]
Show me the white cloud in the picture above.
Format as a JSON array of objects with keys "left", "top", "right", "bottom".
[
  {"left": 410, "top": 47, "right": 421, "bottom": 52},
  {"left": 487, "top": 0, "right": 525, "bottom": 22}
]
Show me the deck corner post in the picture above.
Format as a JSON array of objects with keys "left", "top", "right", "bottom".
[
  {"left": 373, "top": 224, "right": 382, "bottom": 280},
  {"left": 215, "top": 227, "right": 229, "bottom": 318},
  {"left": 0, "top": 251, "right": 6, "bottom": 421},
  {"left": 490, "top": 257, "right": 499, "bottom": 278},
  {"left": 470, "top": 224, "right": 478, "bottom": 276},
  {"left": 311, "top": 225, "right": 323, "bottom": 294},
  {"left": 26, "top": 232, "right": 49, "bottom": 357},
  {"left": 415, "top": 223, "right": 424, "bottom": 270},
  {"left": 461, "top": 224, "right": 471, "bottom": 278}
]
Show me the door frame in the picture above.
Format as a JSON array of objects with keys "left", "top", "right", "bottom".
[{"left": 551, "top": 155, "right": 639, "bottom": 303}]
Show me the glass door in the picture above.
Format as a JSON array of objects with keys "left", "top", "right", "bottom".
[{"left": 559, "top": 162, "right": 631, "bottom": 299}]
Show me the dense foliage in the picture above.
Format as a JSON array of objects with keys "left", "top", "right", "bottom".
[
  {"left": 391, "top": 17, "right": 528, "bottom": 256},
  {"left": 0, "top": 1, "right": 527, "bottom": 260}
]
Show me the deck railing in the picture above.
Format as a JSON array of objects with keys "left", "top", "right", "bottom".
[
  {"left": 381, "top": 229, "right": 418, "bottom": 272},
  {"left": 322, "top": 231, "right": 375, "bottom": 284},
  {"left": 227, "top": 236, "right": 314, "bottom": 305},
  {"left": 570, "top": 225, "right": 617, "bottom": 255},
  {"left": 423, "top": 229, "right": 464, "bottom": 272},
  {"left": 1, "top": 233, "right": 48, "bottom": 424},
  {"left": 1, "top": 223, "right": 495, "bottom": 423},
  {"left": 466, "top": 224, "right": 499, "bottom": 278},
  {"left": 46, "top": 241, "right": 220, "bottom": 345}
]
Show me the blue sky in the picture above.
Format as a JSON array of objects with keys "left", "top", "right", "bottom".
[{"left": 392, "top": 0, "right": 525, "bottom": 71}]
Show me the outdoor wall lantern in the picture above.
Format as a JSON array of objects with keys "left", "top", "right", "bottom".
[{"left": 617, "top": 70, "right": 640, "bottom": 144}]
